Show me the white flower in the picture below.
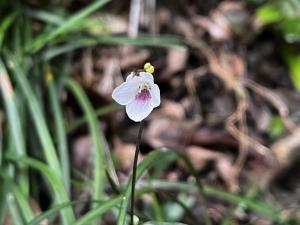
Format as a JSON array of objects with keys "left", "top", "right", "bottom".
[{"left": 112, "top": 72, "right": 160, "bottom": 122}]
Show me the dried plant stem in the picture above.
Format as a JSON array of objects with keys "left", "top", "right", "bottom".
[
  {"left": 128, "top": 0, "right": 142, "bottom": 38},
  {"left": 130, "top": 121, "right": 144, "bottom": 225}
]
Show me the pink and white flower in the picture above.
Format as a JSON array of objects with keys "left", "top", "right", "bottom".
[{"left": 112, "top": 72, "right": 160, "bottom": 122}]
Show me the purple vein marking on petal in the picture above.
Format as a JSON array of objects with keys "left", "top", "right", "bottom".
[{"left": 135, "top": 89, "right": 151, "bottom": 102}]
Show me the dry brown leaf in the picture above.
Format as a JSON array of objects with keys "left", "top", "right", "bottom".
[
  {"left": 158, "top": 100, "right": 186, "bottom": 120},
  {"left": 216, "top": 158, "right": 239, "bottom": 192},
  {"left": 184, "top": 146, "right": 239, "bottom": 192},
  {"left": 162, "top": 47, "right": 188, "bottom": 79},
  {"left": 95, "top": 58, "right": 120, "bottom": 98},
  {"left": 190, "top": 127, "right": 238, "bottom": 148},
  {"left": 146, "top": 116, "right": 198, "bottom": 148},
  {"left": 119, "top": 47, "right": 150, "bottom": 69},
  {"left": 194, "top": 1, "right": 249, "bottom": 42},
  {"left": 194, "top": 15, "right": 230, "bottom": 42},
  {"left": 271, "top": 127, "right": 300, "bottom": 170},
  {"left": 185, "top": 146, "right": 224, "bottom": 171},
  {"left": 105, "top": 15, "right": 128, "bottom": 34},
  {"left": 82, "top": 48, "right": 94, "bottom": 84},
  {"left": 71, "top": 135, "right": 92, "bottom": 175},
  {"left": 113, "top": 138, "right": 143, "bottom": 171}
]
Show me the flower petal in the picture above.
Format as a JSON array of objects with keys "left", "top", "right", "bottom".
[
  {"left": 126, "top": 97, "right": 153, "bottom": 122},
  {"left": 139, "top": 72, "right": 154, "bottom": 84},
  {"left": 126, "top": 72, "right": 134, "bottom": 81},
  {"left": 112, "top": 79, "right": 139, "bottom": 105},
  {"left": 150, "top": 84, "right": 160, "bottom": 107}
]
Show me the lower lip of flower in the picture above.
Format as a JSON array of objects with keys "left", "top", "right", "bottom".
[{"left": 135, "top": 89, "right": 151, "bottom": 102}]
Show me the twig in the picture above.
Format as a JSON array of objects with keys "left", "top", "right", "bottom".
[
  {"left": 128, "top": 0, "right": 142, "bottom": 38},
  {"left": 232, "top": 83, "right": 249, "bottom": 171},
  {"left": 130, "top": 121, "right": 144, "bottom": 225},
  {"left": 243, "top": 78, "right": 297, "bottom": 132}
]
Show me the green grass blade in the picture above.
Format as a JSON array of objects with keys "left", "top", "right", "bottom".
[
  {"left": 6, "top": 155, "right": 75, "bottom": 225},
  {"left": 2, "top": 51, "right": 74, "bottom": 224},
  {"left": 28, "top": 199, "right": 103, "bottom": 225},
  {"left": 74, "top": 196, "right": 123, "bottom": 225},
  {"left": 75, "top": 150, "right": 176, "bottom": 225},
  {"left": 6, "top": 193, "right": 25, "bottom": 225},
  {"left": 64, "top": 77, "right": 105, "bottom": 224},
  {"left": 0, "top": 13, "right": 17, "bottom": 49},
  {"left": 0, "top": 59, "right": 29, "bottom": 196},
  {"left": 0, "top": 176, "right": 7, "bottom": 224},
  {"left": 67, "top": 103, "right": 119, "bottom": 133},
  {"left": 46, "top": 67, "right": 70, "bottom": 193},
  {"left": 25, "top": 8, "right": 64, "bottom": 26},
  {"left": 1, "top": 173, "right": 34, "bottom": 222},
  {"left": 25, "top": 0, "right": 111, "bottom": 53},
  {"left": 138, "top": 179, "right": 284, "bottom": 223},
  {"left": 143, "top": 222, "right": 188, "bottom": 225},
  {"left": 42, "top": 36, "right": 184, "bottom": 60},
  {"left": 3, "top": 51, "right": 62, "bottom": 174}
]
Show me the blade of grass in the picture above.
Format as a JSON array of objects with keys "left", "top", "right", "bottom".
[
  {"left": 6, "top": 193, "right": 25, "bottom": 225},
  {"left": 143, "top": 222, "right": 188, "bottom": 225},
  {"left": 2, "top": 51, "right": 75, "bottom": 225},
  {"left": 74, "top": 196, "right": 123, "bottom": 225},
  {"left": 138, "top": 179, "right": 284, "bottom": 223},
  {"left": 63, "top": 77, "right": 105, "bottom": 225},
  {"left": 1, "top": 172, "right": 34, "bottom": 222},
  {"left": 0, "top": 12, "right": 17, "bottom": 49},
  {"left": 28, "top": 199, "right": 104, "bottom": 225},
  {"left": 221, "top": 185, "right": 258, "bottom": 225},
  {"left": 3, "top": 51, "right": 62, "bottom": 178},
  {"left": 0, "top": 176, "right": 7, "bottom": 224},
  {"left": 25, "top": 8, "right": 65, "bottom": 26},
  {"left": 42, "top": 35, "right": 184, "bottom": 60},
  {"left": 25, "top": 0, "right": 111, "bottom": 53},
  {"left": 46, "top": 66, "right": 70, "bottom": 193},
  {"left": 67, "top": 103, "right": 119, "bottom": 133},
  {"left": 76, "top": 149, "right": 176, "bottom": 225},
  {"left": 6, "top": 155, "right": 75, "bottom": 225},
  {"left": 0, "top": 59, "right": 29, "bottom": 196}
]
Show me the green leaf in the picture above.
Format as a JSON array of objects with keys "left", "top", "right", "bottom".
[
  {"left": 0, "top": 59, "right": 29, "bottom": 197},
  {"left": 0, "top": 172, "right": 34, "bottom": 223},
  {"left": 42, "top": 35, "right": 184, "bottom": 61},
  {"left": 0, "top": 13, "right": 17, "bottom": 48},
  {"left": 268, "top": 116, "right": 284, "bottom": 137},
  {"left": 64, "top": 77, "right": 106, "bottom": 225},
  {"left": 25, "top": 0, "right": 111, "bottom": 53},
  {"left": 280, "top": 46, "right": 300, "bottom": 91},
  {"left": 256, "top": 4, "right": 282, "bottom": 24},
  {"left": 28, "top": 199, "right": 103, "bottom": 225},
  {"left": 6, "top": 155, "right": 75, "bottom": 225},
  {"left": 6, "top": 193, "right": 25, "bottom": 225},
  {"left": 46, "top": 67, "right": 70, "bottom": 194}
]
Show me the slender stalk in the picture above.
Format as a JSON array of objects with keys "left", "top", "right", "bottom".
[{"left": 130, "top": 121, "right": 144, "bottom": 225}]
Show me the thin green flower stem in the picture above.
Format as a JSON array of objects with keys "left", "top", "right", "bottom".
[{"left": 130, "top": 121, "right": 144, "bottom": 225}]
